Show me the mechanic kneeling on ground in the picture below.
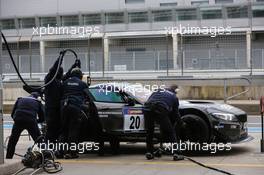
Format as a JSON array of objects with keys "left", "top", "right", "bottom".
[
  {"left": 144, "top": 85, "right": 185, "bottom": 161},
  {"left": 60, "top": 68, "right": 89, "bottom": 159},
  {"left": 6, "top": 92, "right": 45, "bottom": 159}
]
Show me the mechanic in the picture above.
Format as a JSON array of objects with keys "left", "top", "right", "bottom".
[
  {"left": 143, "top": 85, "right": 185, "bottom": 161},
  {"left": 6, "top": 92, "right": 45, "bottom": 159},
  {"left": 44, "top": 57, "right": 63, "bottom": 144},
  {"left": 44, "top": 57, "right": 81, "bottom": 144},
  {"left": 60, "top": 68, "right": 89, "bottom": 159}
]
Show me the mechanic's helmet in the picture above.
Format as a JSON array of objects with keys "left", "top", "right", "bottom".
[
  {"left": 167, "top": 84, "right": 180, "bottom": 94},
  {"left": 30, "top": 92, "right": 40, "bottom": 99},
  {"left": 70, "top": 67, "right": 83, "bottom": 79},
  {"left": 56, "top": 67, "right": 63, "bottom": 79}
]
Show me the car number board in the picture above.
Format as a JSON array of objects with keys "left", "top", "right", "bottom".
[{"left": 123, "top": 107, "right": 145, "bottom": 131}]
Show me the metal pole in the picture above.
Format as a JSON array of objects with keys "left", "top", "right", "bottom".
[
  {"left": 102, "top": 33, "right": 105, "bottom": 77},
  {"left": 29, "top": 36, "right": 33, "bottom": 79},
  {"left": 87, "top": 33, "right": 92, "bottom": 77},
  {"left": 166, "top": 34, "right": 169, "bottom": 76},
  {"left": 224, "top": 79, "right": 227, "bottom": 103},
  {"left": 248, "top": 0, "right": 253, "bottom": 76},
  {"left": 0, "top": 26, "right": 5, "bottom": 164},
  {"left": 180, "top": 34, "right": 184, "bottom": 76}
]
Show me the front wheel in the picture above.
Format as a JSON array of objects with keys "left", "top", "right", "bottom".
[{"left": 179, "top": 114, "right": 210, "bottom": 143}]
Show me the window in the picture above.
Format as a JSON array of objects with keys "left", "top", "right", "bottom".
[
  {"left": 160, "top": 2, "right": 177, "bottom": 7},
  {"left": 200, "top": 7, "right": 222, "bottom": 19},
  {"left": 253, "top": 5, "right": 264, "bottom": 18},
  {"left": 1, "top": 19, "right": 15, "bottom": 29},
  {"left": 191, "top": 0, "right": 209, "bottom": 6},
  {"left": 152, "top": 10, "right": 172, "bottom": 22},
  {"left": 61, "top": 15, "right": 79, "bottom": 26},
  {"left": 125, "top": 0, "right": 145, "bottom": 4},
  {"left": 89, "top": 88, "right": 124, "bottom": 103},
  {"left": 19, "top": 18, "right": 35, "bottom": 28},
  {"left": 83, "top": 14, "right": 101, "bottom": 25},
  {"left": 105, "top": 12, "right": 124, "bottom": 24},
  {"left": 176, "top": 9, "right": 197, "bottom": 20},
  {"left": 128, "top": 11, "right": 148, "bottom": 23},
  {"left": 40, "top": 17, "right": 57, "bottom": 27},
  {"left": 215, "top": 0, "right": 233, "bottom": 4},
  {"left": 227, "top": 6, "right": 248, "bottom": 18}
]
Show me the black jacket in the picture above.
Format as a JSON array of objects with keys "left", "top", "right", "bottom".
[
  {"left": 44, "top": 58, "right": 79, "bottom": 108},
  {"left": 11, "top": 97, "right": 45, "bottom": 123},
  {"left": 146, "top": 89, "right": 180, "bottom": 118},
  {"left": 44, "top": 58, "right": 62, "bottom": 109},
  {"left": 62, "top": 76, "right": 88, "bottom": 106}
]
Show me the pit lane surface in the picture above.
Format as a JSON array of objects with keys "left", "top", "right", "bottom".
[{"left": 3, "top": 115, "right": 264, "bottom": 175}]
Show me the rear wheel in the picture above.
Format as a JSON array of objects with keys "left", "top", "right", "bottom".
[{"left": 179, "top": 114, "right": 210, "bottom": 143}]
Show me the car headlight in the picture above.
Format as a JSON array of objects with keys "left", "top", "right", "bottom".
[{"left": 211, "top": 113, "right": 237, "bottom": 121}]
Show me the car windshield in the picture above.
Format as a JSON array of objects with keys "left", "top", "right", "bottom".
[{"left": 124, "top": 84, "right": 152, "bottom": 103}]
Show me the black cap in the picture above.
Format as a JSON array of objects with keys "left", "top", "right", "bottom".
[{"left": 70, "top": 68, "right": 83, "bottom": 79}]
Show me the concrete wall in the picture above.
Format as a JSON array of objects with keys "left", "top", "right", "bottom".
[{"left": 2, "top": 76, "right": 264, "bottom": 101}]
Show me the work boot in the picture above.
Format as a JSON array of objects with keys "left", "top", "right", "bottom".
[
  {"left": 145, "top": 152, "right": 154, "bottom": 160},
  {"left": 64, "top": 152, "right": 79, "bottom": 159},
  {"left": 173, "top": 154, "right": 184, "bottom": 161}
]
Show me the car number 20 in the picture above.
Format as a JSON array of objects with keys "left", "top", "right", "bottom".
[{"left": 124, "top": 115, "right": 145, "bottom": 131}]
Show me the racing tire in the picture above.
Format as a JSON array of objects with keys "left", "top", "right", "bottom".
[
  {"left": 179, "top": 114, "right": 210, "bottom": 143},
  {"left": 110, "top": 138, "right": 120, "bottom": 155}
]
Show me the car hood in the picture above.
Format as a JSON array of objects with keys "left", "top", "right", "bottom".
[{"left": 180, "top": 100, "right": 246, "bottom": 115}]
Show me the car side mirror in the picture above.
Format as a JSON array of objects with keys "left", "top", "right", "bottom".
[{"left": 127, "top": 98, "right": 135, "bottom": 106}]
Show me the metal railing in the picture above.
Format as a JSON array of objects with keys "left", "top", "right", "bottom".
[
  {"left": 154, "top": 76, "right": 252, "bottom": 103},
  {"left": 223, "top": 77, "right": 252, "bottom": 103},
  {"left": 2, "top": 49, "right": 264, "bottom": 75}
]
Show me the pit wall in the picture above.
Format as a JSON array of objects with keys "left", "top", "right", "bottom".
[{"left": 3, "top": 80, "right": 264, "bottom": 101}]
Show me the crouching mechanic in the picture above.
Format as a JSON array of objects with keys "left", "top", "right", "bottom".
[
  {"left": 143, "top": 85, "right": 184, "bottom": 161},
  {"left": 60, "top": 68, "right": 89, "bottom": 159},
  {"left": 6, "top": 92, "right": 44, "bottom": 159}
]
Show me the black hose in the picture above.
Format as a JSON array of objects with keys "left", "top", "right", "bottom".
[
  {"left": 1, "top": 32, "right": 78, "bottom": 92},
  {"left": 184, "top": 156, "right": 234, "bottom": 175}
]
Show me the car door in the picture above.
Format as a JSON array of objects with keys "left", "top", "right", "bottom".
[
  {"left": 89, "top": 88, "right": 127, "bottom": 133},
  {"left": 89, "top": 88, "right": 145, "bottom": 134}
]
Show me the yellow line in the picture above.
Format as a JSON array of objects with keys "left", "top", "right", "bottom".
[{"left": 58, "top": 159, "right": 264, "bottom": 168}]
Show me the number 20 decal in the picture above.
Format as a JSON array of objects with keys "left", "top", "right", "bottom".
[{"left": 129, "top": 116, "right": 141, "bottom": 129}]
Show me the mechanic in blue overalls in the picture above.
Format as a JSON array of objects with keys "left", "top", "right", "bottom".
[
  {"left": 60, "top": 68, "right": 89, "bottom": 159},
  {"left": 6, "top": 92, "right": 45, "bottom": 159},
  {"left": 144, "top": 85, "right": 185, "bottom": 161}
]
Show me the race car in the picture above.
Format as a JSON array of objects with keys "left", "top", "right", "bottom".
[{"left": 84, "top": 82, "right": 252, "bottom": 150}]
